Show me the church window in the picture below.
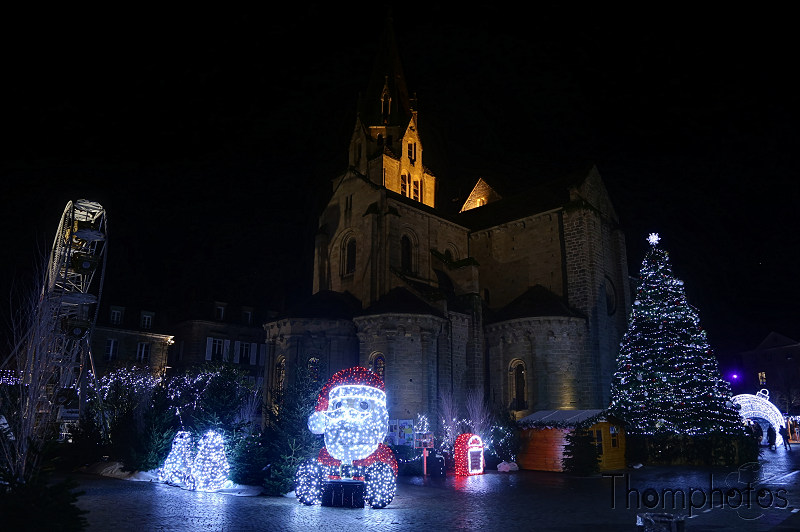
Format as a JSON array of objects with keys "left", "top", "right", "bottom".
[
  {"left": 604, "top": 276, "right": 617, "bottom": 315},
  {"left": 401, "top": 235, "right": 413, "bottom": 273},
  {"left": 401, "top": 175, "right": 409, "bottom": 197},
  {"left": 381, "top": 76, "right": 392, "bottom": 124},
  {"left": 344, "top": 236, "right": 357, "bottom": 276},
  {"left": 509, "top": 359, "right": 527, "bottom": 411},
  {"left": 407, "top": 142, "right": 414, "bottom": 163},
  {"left": 370, "top": 352, "right": 385, "bottom": 380},
  {"left": 412, "top": 180, "right": 420, "bottom": 201}
]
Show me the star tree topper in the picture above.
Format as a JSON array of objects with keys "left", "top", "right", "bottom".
[{"left": 647, "top": 232, "right": 661, "bottom": 246}]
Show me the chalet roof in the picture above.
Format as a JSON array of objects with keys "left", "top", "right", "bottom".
[
  {"left": 518, "top": 409, "right": 604, "bottom": 426},
  {"left": 487, "top": 285, "right": 584, "bottom": 324},
  {"left": 361, "top": 287, "right": 445, "bottom": 318},
  {"left": 283, "top": 290, "right": 362, "bottom": 320}
]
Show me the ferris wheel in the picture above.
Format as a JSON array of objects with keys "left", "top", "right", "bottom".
[{"left": 44, "top": 200, "right": 108, "bottom": 406}]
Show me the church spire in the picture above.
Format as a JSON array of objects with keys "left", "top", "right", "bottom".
[{"left": 359, "top": 16, "right": 411, "bottom": 128}]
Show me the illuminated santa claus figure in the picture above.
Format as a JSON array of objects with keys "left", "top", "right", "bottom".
[{"left": 296, "top": 366, "right": 397, "bottom": 508}]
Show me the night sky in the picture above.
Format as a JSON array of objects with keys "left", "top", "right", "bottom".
[{"left": 2, "top": 5, "right": 797, "bottom": 365}]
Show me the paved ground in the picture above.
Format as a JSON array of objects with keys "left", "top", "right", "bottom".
[{"left": 70, "top": 445, "right": 800, "bottom": 531}]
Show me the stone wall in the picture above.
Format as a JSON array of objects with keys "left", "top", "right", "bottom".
[
  {"left": 355, "top": 313, "right": 451, "bottom": 421},
  {"left": 485, "top": 316, "right": 589, "bottom": 414},
  {"left": 469, "top": 210, "right": 564, "bottom": 309}
]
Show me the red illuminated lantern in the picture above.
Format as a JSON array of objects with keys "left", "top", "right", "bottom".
[{"left": 454, "top": 433, "right": 484, "bottom": 476}]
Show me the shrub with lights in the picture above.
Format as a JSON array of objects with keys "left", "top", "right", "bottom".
[
  {"left": 158, "top": 431, "right": 194, "bottom": 485},
  {"left": 295, "top": 366, "right": 398, "bottom": 508},
  {"left": 186, "top": 430, "right": 230, "bottom": 492}
]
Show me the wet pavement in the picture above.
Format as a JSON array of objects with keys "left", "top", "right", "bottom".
[{"left": 70, "top": 445, "right": 800, "bottom": 531}]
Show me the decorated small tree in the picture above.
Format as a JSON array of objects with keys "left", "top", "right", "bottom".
[
  {"left": 561, "top": 428, "right": 600, "bottom": 475},
  {"left": 609, "top": 234, "right": 743, "bottom": 437},
  {"left": 158, "top": 431, "right": 194, "bottom": 485},
  {"left": 186, "top": 430, "right": 230, "bottom": 491}
]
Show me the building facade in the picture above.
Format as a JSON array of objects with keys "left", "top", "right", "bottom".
[
  {"left": 90, "top": 304, "right": 174, "bottom": 378},
  {"left": 169, "top": 300, "right": 268, "bottom": 391},
  {"left": 264, "top": 26, "right": 631, "bottom": 424}
]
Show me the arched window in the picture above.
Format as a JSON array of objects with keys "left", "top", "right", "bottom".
[
  {"left": 509, "top": 359, "right": 527, "bottom": 411},
  {"left": 370, "top": 352, "right": 385, "bottom": 380},
  {"left": 343, "top": 235, "right": 356, "bottom": 276},
  {"left": 401, "top": 235, "right": 412, "bottom": 273},
  {"left": 604, "top": 276, "right": 617, "bottom": 315}
]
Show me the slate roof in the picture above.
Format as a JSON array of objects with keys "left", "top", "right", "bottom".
[
  {"left": 282, "top": 290, "right": 362, "bottom": 320},
  {"left": 361, "top": 287, "right": 445, "bottom": 318},
  {"left": 487, "top": 285, "right": 584, "bottom": 324}
]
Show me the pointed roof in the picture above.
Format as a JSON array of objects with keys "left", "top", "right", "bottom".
[
  {"left": 754, "top": 331, "right": 799, "bottom": 351},
  {"left": 358, "top": 16, "right": 412, "bottom": 128},
  {"left": 487, "top": 285, "right": 584, "bottom": 323},
  {"left": 454, "top": 163, "right": 595, "bottom": 230}
]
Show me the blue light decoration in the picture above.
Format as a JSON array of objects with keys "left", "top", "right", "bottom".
[
  {"left": 158, "top": 431, "right": 194, "bottom": 485},
  {"left": 296, "top": 367, "right": 398, "bottom": 508},
  {"left": 731, "top": 389, "right": 786, "bottom": 447},
  {"left": 186, "top": 430, "right": 230, "bottom": 492}
]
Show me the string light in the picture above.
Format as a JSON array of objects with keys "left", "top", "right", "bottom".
[
  {"left": 158, "top": 431, "right": 193, "bottom": 485},
  {"left": 732, "top": 390, "right": 786, "bottom": 447},
  {"left": 186, "top": 430, "right": 230, "bottom": 492},
  {"left": 297, "top": 367, "right": 397, "bottom": 508},
  {"left": 609, "top": 235, "right": 744, "bottom": 437},
  {"left": 454, "top": 433, "right": 484, "bottom": 476}
]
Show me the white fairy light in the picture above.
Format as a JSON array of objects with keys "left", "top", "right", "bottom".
[
  {"left": 186, "top": 430, "right": 229, "bottom": 492},
  {"left": 297, "top": 367, "right": 397, "bottom": 508},
  {"left": 732, "top": 390, "right": 786, "bottom": 447},
  {"left": 158, "top": 431, "right": 193, "bottom": 485}
]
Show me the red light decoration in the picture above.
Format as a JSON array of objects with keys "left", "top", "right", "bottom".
[
  {"left": 454, "top": 433, "right": 484, "bottom": 476},
  {"left": 315, "top": 366, "right": 385, "bottom": 412}
]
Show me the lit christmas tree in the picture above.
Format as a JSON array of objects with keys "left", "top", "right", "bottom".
[
  {"left": 609, "top": 233, "right": 743, "bottom": 436},
  {"left": 186, "top": 430, "right": 230, "bottom": 492}
]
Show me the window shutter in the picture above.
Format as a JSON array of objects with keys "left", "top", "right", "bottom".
[
  {"left": 223, "top": 339, "right": 231, "bottom": 362},
  {"left": 205, "top": 337, "right": 213, "bottom": 361},
  {"left": 233, "top": 341, "right": 241, "bottom": 363},
  {"left": 250, "top": 343, "right": 257, "bottom": 365},
  {"left": 259, "top": 344, "right": 267, "bottom": 366}
]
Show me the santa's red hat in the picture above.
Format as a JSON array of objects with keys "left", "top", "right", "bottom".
[{"left": 314, "top": 366, "right": 385, "bottom": 412}]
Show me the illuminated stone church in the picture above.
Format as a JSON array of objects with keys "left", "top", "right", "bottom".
[{"left": 264, "top": 25, "right": 631, "bottom": 424}]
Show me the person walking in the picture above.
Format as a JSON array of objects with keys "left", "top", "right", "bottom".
[
  {"left": 779, "top": 425, "right": 792, "bottom": 450},
  {"left": 767, "top": 425, "right": 777, "bottom": 450}
]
